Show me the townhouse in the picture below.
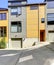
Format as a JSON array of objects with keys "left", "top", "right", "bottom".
[
  {"left": 45, "top": 0, "right": 54, "bottom": 42},
  {"left": 0, "top": 8, "right": 8, "bottom": 45},
  {"left": 8, "top": 0, "right": 46, "bottom": 48}
]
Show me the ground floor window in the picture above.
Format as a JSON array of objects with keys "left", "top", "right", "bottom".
[{"left": 0, "top": 27, "right": 7, "bottom": 37}]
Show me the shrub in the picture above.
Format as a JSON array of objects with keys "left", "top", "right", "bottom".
[{"left": 0, "top": 38, "right": 6, "bottom": 49}]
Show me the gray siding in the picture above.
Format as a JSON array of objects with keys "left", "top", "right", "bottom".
[{"left": 8, "top": 6, "right": 27, "bottom": 38}]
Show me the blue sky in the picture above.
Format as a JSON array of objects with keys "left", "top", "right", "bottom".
[{"left": 0, "top": 0, "right": 44, "bottom": 8}]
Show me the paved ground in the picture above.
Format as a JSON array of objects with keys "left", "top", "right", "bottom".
[
  {"left": 0, "top": 43, "right": 54, "bottom": 65},
  {"left": 17, "top": 44, "right": 54, "bottom": 65},
  {"left": 0, "top": 50, "right": 22, "bottom": 65}
]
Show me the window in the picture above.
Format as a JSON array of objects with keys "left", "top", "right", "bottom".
[
  {"left": 0, "top": 27, "right": 6, "bottom": 37},
  {"left": 47, "top": 1, "right": 54, "bottom": 9},
  {"left": 11, "top": 7, "right": 21, "bottom": 15},
  {"left": 47, "top": 13, "right": 54, "bottom": 25},
  {"left": 41, "top": 18, "right": 45, "bottom": 23},
  {"left": 0, "top": 13, "right": 6, "bottom": 20},
  {"left": 9, "top": 2, "right": 21, "bottom": 5},
  {"left": 30, "top": 5, "right": 38, "bottom": 10},
  {"left": 11, "top": 22, "right": 22, "bottom": 33}
]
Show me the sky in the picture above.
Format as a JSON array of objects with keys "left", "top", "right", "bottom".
[{"left": 0, "top": 0, "right": 44, "bottom": 8}]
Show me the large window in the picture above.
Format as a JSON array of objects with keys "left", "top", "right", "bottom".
[
  {"left": 47, "top": 13, "right": 54, "bottom": 25},
  {"left": 47, "top": 2, "right": 54, "bottom": 9},
  {"left": 0, "top": 27, "right": 6, "bottom": 37},
  {"left": 11, "top": 7, "right": 21, "bottom": 15},
  {"left": 0, "top": 13, "right": 6, "bottom": 20},
  {"left": 11, "top": 22, "right": 22, "bottom": 33}
]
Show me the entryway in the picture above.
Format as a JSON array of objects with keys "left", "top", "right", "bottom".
[{"left": 40, "top": 30, "right": 45, "bottom": 42}]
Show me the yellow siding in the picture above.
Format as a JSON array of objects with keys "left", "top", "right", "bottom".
[
  {"left": 0, "top": 11, "right": 8, "bottom": 43},
  {"left": 39, "top": 5, "right": 45, "bottom": 30},
  {"left": 27, "top": 5, "right": 46, "bottom": 39},
  {"left": 27, "top": 6, "right": 38, "bottom": 38},
  {"left": 39, "top": 5, "right": 46, "bottom": 40}
]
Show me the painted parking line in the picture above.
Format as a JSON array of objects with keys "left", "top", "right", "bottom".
[
  {"left": 0, "top": 53, "right": 18, "bottom": 57},
  {"left": 19, "top": 55, "right": 33, "bottom": 63}
]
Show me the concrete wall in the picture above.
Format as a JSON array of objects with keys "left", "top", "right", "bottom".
[{"left": 8, "top": 6, "right": 27, "bottom": 38}]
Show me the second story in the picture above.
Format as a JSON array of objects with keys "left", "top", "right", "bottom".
[
  {"left": 0, "top": 8, "right": 8, "bottom": 26},
  {"left": 8, "top": 0, "right": 27, "bottom": 21}
]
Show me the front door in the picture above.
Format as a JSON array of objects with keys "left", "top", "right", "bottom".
[{"left": 40, "top": 30, "right": 45, "bottom": 42}]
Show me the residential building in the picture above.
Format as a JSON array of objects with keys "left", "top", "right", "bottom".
[
  {"left": 0, "top": 8, "right": 8, "bottom": 46},
  {"left": 8, "top": 0, "right": 27, "bottom": 48},
  {"left": 45, "top": 0, "right": 54, "bottom": 42},
  {"left": 8, "top": 0, "right": 46, "bottom": 48},
  {"left": 24, "top": 3, "right": 46, "bottom": 47}
]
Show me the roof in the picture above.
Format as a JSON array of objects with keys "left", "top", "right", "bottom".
[
  {"left": 45, "top": 0, "right": 54, "bottom": 1},
  {"left": 0, "top": 8, "right": 8, "bottom": 11},
  {"left": 8, "top": 3, "right": 46, "bottom": 7},
  {"left": 8, "top": 0, "right": 27, "bottom": 2}
]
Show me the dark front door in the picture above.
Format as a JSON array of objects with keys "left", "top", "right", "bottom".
[{"left": 40, "top": 30, "right": 45, "bottom": 42}]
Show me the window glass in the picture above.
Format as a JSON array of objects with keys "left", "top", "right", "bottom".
[
  {"left": 11, "top": 2, "right": 21, "bottom": 5},
  {"left": 47, "top": 1, "right": 54, "bottom": 9},
  {"left": 11, "top": 7, "right": 21, "bottom": 15},
  {"left": 18, "top": 7, "right": 21, "bottom": 15},
  {"left": 41, "top": 18, "right": 45, "bottom": 23},
  {"left": 11, "top": 22, "right": 22, "bottom": 33},
  {"left": 47, "top": 13, "right": 54, "bottom": 25},
  {"left": 0, "top": 13, "right": 6, "bottom": 20},
  {"left": 30, "top": 6, "right": 38, "bottom": 10}
]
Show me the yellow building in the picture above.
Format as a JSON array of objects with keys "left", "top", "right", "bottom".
[
  {"left": 0, "top": 8, "right": 8, "bottom": 46},
  {"left": 26, "top": 3, "right": 46, "bottom": 42}
]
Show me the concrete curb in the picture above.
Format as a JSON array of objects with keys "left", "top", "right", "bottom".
[{"left": 0, "top": 42, "right": 50, "bottom": 51}]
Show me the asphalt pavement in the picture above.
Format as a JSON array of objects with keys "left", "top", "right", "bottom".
[{"left": 0, "top": 43, "right": 54, "bottom": 65}]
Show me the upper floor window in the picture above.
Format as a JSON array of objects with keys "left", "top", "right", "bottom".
[
  {"left": 47, "top": 1, "right": 54, "bottom": 9},
  {"left": 8, "top": 2, "right": 21, "bottom": 5},
  {"left": 11, "top": 22, "right": 22, "bottom": 33},
  {"left": 41, "top": 18, "right": 45, "bottom": 23},
  {"left": 47, "top": 13, "right": 54, "bottom": 25},
  {"left": 30, "top": 5, "right": 38, "bottom": 10},
  {"left": 11, "top": 7, "right": 21, "bottom": 15},
  {"left": 0, "top": 13, "right": 6, "bottom": 20}
]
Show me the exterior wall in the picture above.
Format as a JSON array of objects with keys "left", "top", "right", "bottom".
[
  {"left": 39, "top": 5, "right": 46, "bottom": 30},
  {"left": 27, "top": 6, "right": 38, "bottom": 38},
  {"left": 46, "top": 2, "right": 54, "bottom": 42},
  {"left": 0, "top": 11, "right": 8, "bottom": 44},
  {"left": 27, "top": 5, "right": 46, "bottom": 41},
  {"left": 8, "top": 6, "right": 27, "bottom": 39},
  {"left": 39, "top": 5, "right": 46, "bottom": 41}
]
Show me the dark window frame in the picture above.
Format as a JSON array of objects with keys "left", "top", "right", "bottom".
[
  {"left": 11, "top": 21, "right": 22, "bottom": 33},
  {"left": 47, "top": 13, "right": 54, "bottom": 25},
  {"left": 30, "top": 5, "right": 38, "bottom": 10},
  {"left": 0, "top": 13, "right": 6, "bottom": 20},
  {"left": 11, "top": 7, "right": 21, "bottom": 15}
]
